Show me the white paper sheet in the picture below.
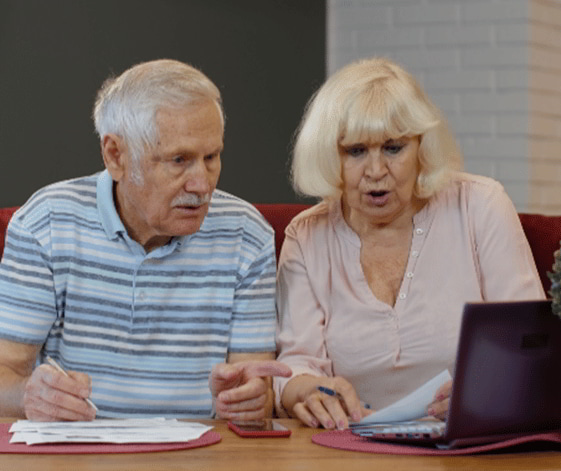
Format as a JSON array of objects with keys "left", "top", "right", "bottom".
[
  {"left": 358, "top": 369, "right": 452, "bottom": 425},
  {"left": 9, "top": 418, "right": 213, "bottom": 445}
]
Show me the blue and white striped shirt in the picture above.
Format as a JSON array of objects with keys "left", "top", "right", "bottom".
[{"left": 0, "top": 170, "right": 276, "bottom": 418}]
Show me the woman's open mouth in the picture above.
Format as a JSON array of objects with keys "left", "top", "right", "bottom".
[{"left": 367, "top": 190, "right": 390, "bottom": 206}]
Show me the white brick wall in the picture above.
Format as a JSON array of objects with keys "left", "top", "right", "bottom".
[{"left": 327, "top": 0, "right": 561, "bottom": 214}]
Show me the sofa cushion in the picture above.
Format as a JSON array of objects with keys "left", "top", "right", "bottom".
[
  {"left": 254, "top": 203, "right": 311, "bottom": 263},
  {"left": 0, "top": 205, "right": 558, "bottom": 294},
  {"left": 0, "top": 206, "right": 17, "bottom": 260}
]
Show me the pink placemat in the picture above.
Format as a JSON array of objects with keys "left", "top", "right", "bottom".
[
  {"left": 0, "top": 423, "right": 221, "bottom": 454},
  {"left": 312, "top": 429, "right": 561, "bottom": 456}
]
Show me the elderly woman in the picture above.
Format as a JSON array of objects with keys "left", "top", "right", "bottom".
[{"left": 274, "top": 57, "right": 545, "bottom": 430}]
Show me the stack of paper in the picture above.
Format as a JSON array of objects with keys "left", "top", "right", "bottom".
[{"left": 9, "top": 418, "right": 213, "bottom": 445}]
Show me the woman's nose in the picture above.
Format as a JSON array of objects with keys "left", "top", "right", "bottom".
[{"left": 364, "top": 151, "right": 387, "bottom": 179}]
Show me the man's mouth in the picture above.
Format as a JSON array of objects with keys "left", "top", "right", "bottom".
[{"left": 174, "top": 204, "right": 204, "bottom": 210}]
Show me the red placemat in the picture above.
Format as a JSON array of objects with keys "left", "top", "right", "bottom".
[
  {"left": 0, "top": 423, "right": 221, "bottom": 454},
  {"left": 312, "top": 429, "right": 561, "bottom": 456}
]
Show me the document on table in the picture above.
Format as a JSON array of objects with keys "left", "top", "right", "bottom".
[
  {"left": 358, "top": 370, "right": 452, "bottom": 425},
  {"left": 9, "top": 418, "right": 213, "bottom": 445}
]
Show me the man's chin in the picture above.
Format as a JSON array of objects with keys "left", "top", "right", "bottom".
[{"left": 172, "top": 217, "right": 206, "bottom": 236}]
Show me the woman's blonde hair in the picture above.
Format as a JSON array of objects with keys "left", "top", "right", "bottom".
[{"left": 291, "top": 57, "right": 463, "bottom": 201}]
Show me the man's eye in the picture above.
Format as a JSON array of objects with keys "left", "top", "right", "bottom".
[
  {"left": 204, "top": 153, "right": 218, "bottom": 161},
  {"left": 172, "top": 156, "right": 185, "bottom": 164},
  {"left": 345, "top": 145, "right": 367, "bottom": 157}
]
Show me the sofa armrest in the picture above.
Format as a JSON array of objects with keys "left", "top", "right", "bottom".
[{"left": 519, "top": 213, "right": 561, "bottom": 294}]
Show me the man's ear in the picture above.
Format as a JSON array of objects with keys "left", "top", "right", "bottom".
[{"left": 102, "top": 134, "right": 126, "bottom": 181}]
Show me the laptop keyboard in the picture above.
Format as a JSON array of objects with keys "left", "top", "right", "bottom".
[{"left": 351, "top": 420, "right": 446, "bottom": 440}]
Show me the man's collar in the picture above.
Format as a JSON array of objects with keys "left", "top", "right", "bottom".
[
  {"left": 96, "top": 170, "right": 188, "bottom": 254},
  {"left": 96, "top": 170, "right": 126, "bottom": 240}
]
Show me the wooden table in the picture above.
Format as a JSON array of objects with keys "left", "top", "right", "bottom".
[{"left": 1, "top": 418, "right": 561, "bottom": 471}]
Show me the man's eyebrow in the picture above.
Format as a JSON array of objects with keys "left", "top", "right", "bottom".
[{"left": 156, "top": 144, "right": 224, "bottom": 159}]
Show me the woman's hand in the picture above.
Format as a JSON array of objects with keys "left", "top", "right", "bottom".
[
  {"left": 427, "top": 380, "right": 452, "bottom": 420},
  {"left": 283, "top": 375, "right": 371, "bottom": 430}
]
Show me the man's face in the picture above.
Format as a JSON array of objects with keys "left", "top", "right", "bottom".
[{"left": 114, "top": 101, "right": 223, "bottom": 251}]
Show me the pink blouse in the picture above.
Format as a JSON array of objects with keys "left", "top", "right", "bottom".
[{"left": 274, "top": 173, "right": 545, "bottom": 414}]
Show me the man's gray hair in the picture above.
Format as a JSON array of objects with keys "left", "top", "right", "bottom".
[{"left": 93, "top": 59, "right": 223, "bottom": 183}]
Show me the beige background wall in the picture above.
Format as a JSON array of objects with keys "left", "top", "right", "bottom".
[{"left": 529, "top": 1, "right": 561, "bottom": 213}]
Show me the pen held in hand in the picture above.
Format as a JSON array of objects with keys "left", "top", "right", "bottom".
[
  {"left": 46, "top": 355, "right": 98, "bottom": 411},
  {"left": 317, "top": 386, "right": 371, "bottom": 410}
]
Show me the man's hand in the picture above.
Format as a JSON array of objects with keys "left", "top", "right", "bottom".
[
  {"left": 23, "top": 364, "right": 97, "bottom": 422},
  {"left": 210, "top": 360, "right": 292, "bottom": 420}
]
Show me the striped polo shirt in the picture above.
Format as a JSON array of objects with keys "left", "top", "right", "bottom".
[{"left": 0, "top": 170, "right": 276, "bottom": 418}]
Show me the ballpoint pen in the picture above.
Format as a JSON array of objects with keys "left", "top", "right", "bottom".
[
  {"left": 317, "top": 386, "right": 371, "bottom": 410},
  {"left": 46, "top": 355, "right": 98, "bottom": 411}
]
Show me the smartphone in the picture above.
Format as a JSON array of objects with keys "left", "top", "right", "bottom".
[{"left": 227, "top": 419, "right": 292, "bottom": 438}]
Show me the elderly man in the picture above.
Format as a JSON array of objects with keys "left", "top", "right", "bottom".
[{"left": 0, "top": 59, "right": 290, "bottom": 421}]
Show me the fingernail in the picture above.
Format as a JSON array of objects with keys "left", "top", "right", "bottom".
[
  {"left": 326, "top": 420, "right": 334, "bottom": 429},
  {"left": 351, "top": 412, "right": 361, "bottom": 422},
  {"left": 337, "top": 420, "right": 345, "bottom": 430},
  {"left": 310, "top": 419, "right": 319, "bottom": 428},
  {"left": 427, "top": 408, "right": 435, "bottom": 416}
]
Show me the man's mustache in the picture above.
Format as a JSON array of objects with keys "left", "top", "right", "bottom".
[{"left": 172, "top": 193, "right": 211, "bottom": 207}]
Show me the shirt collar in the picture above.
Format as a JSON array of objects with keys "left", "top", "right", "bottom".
[
  {"left": 96, "top": 169, "right": 187, "bottom": 254},
  {"left": 97, "top": 170, "right": 126, "bottom": 240}
]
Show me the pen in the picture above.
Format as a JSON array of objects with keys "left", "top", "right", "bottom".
[
  {"left": 46, "top": 355, "right": 98, "bottom": 411},
  {"left": 317, "top": 386, "right": 371, "bottom": 410}
]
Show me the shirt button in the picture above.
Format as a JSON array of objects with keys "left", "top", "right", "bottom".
[
  {"left": 412, "top": 250, "right": 419, "bottom": 257},
  {"left": 138, "top": 291, "right": 146, "bottom": 300},
  {"left": 415, "top": 228, "right": 424, "bottom": 235},
  {"left": 406, "top": 272, "right": 414, "bottom": 278},
  {"left": 399, "top": 293, "right": 406, "bottom": 300}
]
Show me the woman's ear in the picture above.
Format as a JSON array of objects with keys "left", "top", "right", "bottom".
[{"left": 101, "top": 134, "right": 126, "bottom": 181}]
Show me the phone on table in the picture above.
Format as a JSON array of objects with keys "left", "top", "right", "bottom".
[{"left": 228, "top": 419, "right": 292, "bottom": 438}]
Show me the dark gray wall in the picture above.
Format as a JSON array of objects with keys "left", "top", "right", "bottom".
[{"left": 0, "top": 0, "right": 325, "bottom": 206}]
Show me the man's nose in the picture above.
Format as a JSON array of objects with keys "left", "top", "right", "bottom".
[{"left": 183, "top": 160, "right": 211, "bottom": 194}]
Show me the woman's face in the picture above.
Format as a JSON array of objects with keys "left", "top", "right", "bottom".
[{"left": 339, "top": 135, "right": 422, "bottom": 229}]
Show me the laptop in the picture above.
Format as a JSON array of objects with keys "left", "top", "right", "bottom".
[{"left": 351, "top": 300, "right": 561, "bottom": 449}]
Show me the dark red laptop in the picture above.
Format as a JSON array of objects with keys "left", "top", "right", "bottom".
[{"left": 352, "top": 300, "right": 561, "bottom": 449}]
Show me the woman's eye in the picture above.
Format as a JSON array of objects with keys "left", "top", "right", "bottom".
[
  {"left": 383, "top": 143, "right": 404, "bottom": 155},
  {"left": 346, "top": 145, "right": 367, "bottom": 157}
]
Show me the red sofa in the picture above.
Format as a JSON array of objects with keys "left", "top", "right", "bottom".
[{"left": 0, "top": 205, "right": 560, "bottom": 293}]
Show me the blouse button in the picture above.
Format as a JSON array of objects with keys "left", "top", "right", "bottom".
[
  {"left": 415, "top": 228, "right": 424, "bottom": 235},
  {"left": 412, "top": 250, "right": 419, "bottom": 257},
  {"left": 398, "top": 293, "right": 407, "bottom": 300},
  {"left": 406, "top": 272, "right": 414, "bottom": 278}
]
